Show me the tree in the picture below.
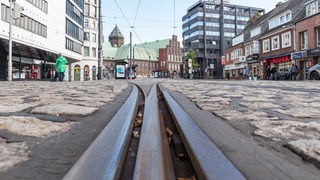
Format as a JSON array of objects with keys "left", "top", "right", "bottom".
[{"left": 186, "top": 49, "right": 199, "bottom": 70}]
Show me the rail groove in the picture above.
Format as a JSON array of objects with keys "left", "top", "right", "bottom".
[{"left": 161, "top": 86, "right": 246, "bottom": 180}]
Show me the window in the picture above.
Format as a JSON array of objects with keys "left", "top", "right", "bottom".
[
  {"left": 92, "top": 48, "right": 96, "bottom": 57},
  {"left": 301, "top": 31, "right": 308, "bottom": 50},
  {"left": 84, "top": 32, "right": 90, "bottom": 41},
  {"left": 245, "top": 44, "right": 253, "bottom": 56},
  {"left": 84, "top": 19, "right": 89, "bottom": 27},
  {"left": 84, "top": 4, "right": 89, "bottom": 16},
  {"left": 317, "top": 27, "right": 320, "bottom": 47},
  {"left": 84, "top": 46, "right": 90, "bottom": 56},
  {"left": 306, "top": 0, "right": 320, "bottom": 17},
  {"left": 272, "top": 36, "right": 279, "bottom": 50},
  {"left": 263, "top": 39, "right": 270, "bottom": 53},
  {"left": 250, "top": 27, "right": 261, "bottom": 37},
  {"left": 92, "top": 33, "right": 96, "bottom": 43},
  {"left": 282, "top": 32, "right": 291, "bottom": 48}
]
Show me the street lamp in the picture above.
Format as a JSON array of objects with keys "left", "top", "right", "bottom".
[{"left": 148, "top": 55, "right": 150, "bottom": 78}]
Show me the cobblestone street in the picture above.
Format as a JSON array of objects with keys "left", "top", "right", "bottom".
[
  {"left": 1, "top": 79, "right": 320, "bottom": 179},
  {"left": 162, "top": 79, "right": 320, "bottom": 168}
]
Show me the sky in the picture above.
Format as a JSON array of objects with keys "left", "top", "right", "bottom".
[{"left": 102, "top": 0, "right": 282, "bottom": 45}]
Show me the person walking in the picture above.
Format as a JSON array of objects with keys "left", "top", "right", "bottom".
[
  {"left": 55, "top": 53, "right": 68, "bottom": 82},
  {"left": 289, "top": 63, "right": 298, "bottom": 80}
]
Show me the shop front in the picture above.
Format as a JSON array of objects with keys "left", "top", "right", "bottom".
[
  {"left": 11, "top": 58, "right": 55, "bottom": 80},
  {"left": 246, "top": 54, "right": 260, "bottom": 79},
  {"left": 224, "top": 63, "right": 245, "bottom": 79},
  {"left": 264, "top": 55, "right": 291, "bottom": 80},
  {"left": 292, "top": 51, "right": 308, "bottom": 80}
]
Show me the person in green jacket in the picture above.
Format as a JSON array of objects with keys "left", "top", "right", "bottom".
[{"left": 55, "top": 53, "right": 68, "bottom": 82}]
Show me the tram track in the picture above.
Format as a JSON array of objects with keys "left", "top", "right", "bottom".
[{"left": 63, "top": 83, "right": 245, "bottom": 180}]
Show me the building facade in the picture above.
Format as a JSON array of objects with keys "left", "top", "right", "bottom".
[
  {"left": 0, "top": 0, "right": 101, "bottom": 81},
  {"left": 294, "top": 0, "right": 320, "bottom": 80},
  {"left": 182, "top": 0, "right": 264, "bottom": 78},
  {"left": 224, "top": 0, "right": 310, "bottom": 80},
  {"left": 70, "top": 0, "right": 100, "bottom": 81}
]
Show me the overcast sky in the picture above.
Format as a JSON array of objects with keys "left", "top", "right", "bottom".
[{"left": 102, "top": 0, "right": 283, "bottom": 45}]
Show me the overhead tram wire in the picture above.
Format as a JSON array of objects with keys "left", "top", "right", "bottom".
[
  {"left": 112, "top": 0, "right": 158, "bottom": 58},
  {"left": 133, "top": 0, "right": 142, "bottom": 28}
]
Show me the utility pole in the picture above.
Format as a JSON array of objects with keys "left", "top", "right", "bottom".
[
  {"left": 129, "top": 32, "right": 132, "bottom": 80},
  {"left": 97, "top": 0, "right": 102, "bottom": 80},
  {"left": 219, "top": 0, "right": 225, "bottom": 79},
  {"left": 8, "top": 0, "right": 13, "bottom": 81}
]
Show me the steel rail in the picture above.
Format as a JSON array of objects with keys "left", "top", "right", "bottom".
[
  {"left": 63, "top": 85, "right": 139, "bottom": 180},
  {"left": 133, "top": 84, "right": 172, "bottom": 180},
  {"left": 161, "top": 88, "right": 246, "bottom": 180}
]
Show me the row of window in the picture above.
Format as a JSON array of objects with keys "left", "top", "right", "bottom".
[
  {"left": 25, "top": 0, "right": 48, "bottom": 13},
  {"left": 262, "top": 31, "right": 291, "bottom": 53},
  {"left": 83, "top": 46, "right": 96, "bottom": 57},
  {"left": 84, "top": 18, "right": 97, "bottom": 29},
  {"left": 66, "top": 19, "right": 84, "bottom": 42},
  {"left": 1, "top": 4, "right": 47, "bottom": 38},
  {"left": 306, "top": 0, "right": 320, "bottom": 17},
  {"left": 269, "top": 10, "right": 292, "bottom": 29},
  {"left": 183, "top": 21, "right": 245, "bottom": 33},
  {"left": 229, "top": 27, "right": 320, "bottom": 60},
  {"left": 66, "top": 38, "right": 82, "bottom": 54},
  {"left": 84, "top": 3, "right": 97, "bottom": 18},
  {"left": 184, "top": 30, "right": 235, "bottom": 40},
  {"left": 67, "top": 0, "right": 84, "bottom": 26},
  {"left": 183, "top": 11, "right": 250, "bottom": 24},
  {"left": 231, "top": 49, "right": 242, "bottom": 60}
]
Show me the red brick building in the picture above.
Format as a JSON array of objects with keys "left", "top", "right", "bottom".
[{"left": 294, "top": 0, "right": 320, "bottom": 80}]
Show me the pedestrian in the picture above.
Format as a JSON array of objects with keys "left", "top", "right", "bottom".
[
  {"left": 289, "top": 63, "right": 298, "bottom": 80},
  {"left": 242, "top": 67, "right": 248, "bottom": 79},
  {"left": 55, "top": 53, "right": 68, "bottom": 82},
  {"left": 271, "top": 65, "right": 277, "bottom": 80},
  {"left": 266, "top": 66, "right": 271, "bottom": 80}
]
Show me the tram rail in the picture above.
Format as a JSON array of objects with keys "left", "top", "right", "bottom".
[{"left": 63, "top": 83, "right": 245, "bottom": 180}]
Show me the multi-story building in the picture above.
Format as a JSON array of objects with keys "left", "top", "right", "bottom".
[
  {"left": 294, "top": 0, "right": 320, "bottom": 80},
  {"left": 0, "top": 0, "right": 101, "bottom": 81},
  {"left": 0, "top": 0, "right": 82, "bottom": 80},
  {"left": 224, "top": 0, "right": 309, "bottom": 80},
  {"left": 182, "top": 0, "right": 264, "bottom": 78},
  {"left": 72, "top": 0, "right": 100, "bottom": 81}
]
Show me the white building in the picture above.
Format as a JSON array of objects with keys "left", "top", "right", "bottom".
[
  {"left": 72, "top": 0, "right": 100, "bottom": 81},
  {"left": 0, "top": 0, "right": 101, "bottom": 81}
]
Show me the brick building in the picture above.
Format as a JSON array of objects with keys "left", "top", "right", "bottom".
[
  {"left": 294, "top": 0, "right": 320, "bottom": 80},
  {"left": 224, "top": 0, "right": 309, "bottom": 80}
]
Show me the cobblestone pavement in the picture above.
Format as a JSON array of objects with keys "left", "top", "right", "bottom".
[
  {"left": 0, "top": 80, "right": 128, "bottom": 176},
  {"left": 2, "top": 78, "right": 320, "bottom": 178},
  {"left": 162, "top": 79, "right": 320, "bottom": 168}
]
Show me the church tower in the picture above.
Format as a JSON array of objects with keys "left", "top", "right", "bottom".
[{"left": 109, "top": 25, "right": 124, "bottom": 47}]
